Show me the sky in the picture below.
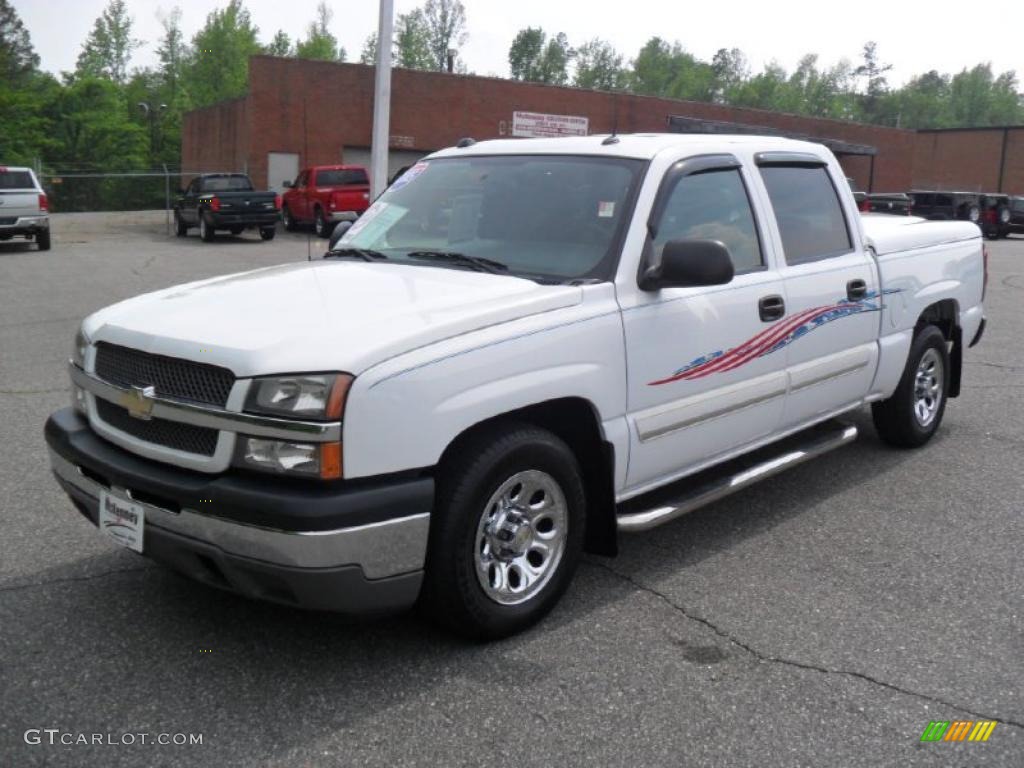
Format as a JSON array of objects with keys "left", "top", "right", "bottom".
[{"left": 12, "top": 0, "right": 1024, "bottom": 87}]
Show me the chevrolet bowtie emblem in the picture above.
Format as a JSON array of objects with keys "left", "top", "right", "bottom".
[{"left": 120, "top": 385, "right": 156, "bottom": 420}]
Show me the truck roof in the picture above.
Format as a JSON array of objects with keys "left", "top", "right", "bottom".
[{"left": 429, "top": 133, "right": 830, "bottom": 161}]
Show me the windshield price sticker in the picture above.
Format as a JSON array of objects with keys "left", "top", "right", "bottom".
[
  {"left": 598, "top": 201, "right": 616, "bottom": 218},
  {"left": 389, "top": 161, "right": 430, "bottom": 192},
  {"left": 341, "top": 202, "right": 407, "bottom": 245}
]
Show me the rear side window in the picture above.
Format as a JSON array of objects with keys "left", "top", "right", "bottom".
[
  {"left": 651, "top": 169, "right": 763, "bottom": 273},
  {"left": 201, "top": 175, "right": 253, "bottom": 192},
  {"left": 316, "top": 169, "right": 369, "bottom": 186},
  {"left": 760, "top": 166, "right": 852, "bottom": 265},
  {"left": 0, "top": 171, "right": 34, "bottom": 190}
]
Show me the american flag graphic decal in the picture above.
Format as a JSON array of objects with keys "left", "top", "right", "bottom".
[{"left": 649, "top": 290, "right": 901, "bottom": 386}]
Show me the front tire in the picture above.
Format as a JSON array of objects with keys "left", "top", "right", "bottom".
[
  {"left": 314, "top": 207, "right": 333, "bottom": 238},
  {"left": 420, "top": 423, "right": 586, "bottom": 640},
  {"left": 174, "top": 211, "right": 188, "bottom": 237},
  {"left": 872, "top": 325, "right": 949, "bottom": 448},
  {"left": 282, "top": 206, "right": 297, "bottom": 231},
  {"left": 259, "top": 227, "right": 276, "bottom": 241}
]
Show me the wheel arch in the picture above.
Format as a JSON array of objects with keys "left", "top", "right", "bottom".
[
  {"left": 436, "top": 397, "right": 618, "bottom": 557},
  {"left": 915, "top": 298, "right": 962, "bottom": 397}
]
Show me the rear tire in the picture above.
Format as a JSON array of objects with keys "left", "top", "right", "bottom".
[
  {"left": 199, "top": 213, "right": 215, "bottom": 242},
  {"left": 36, "top": 229, "right": 51, "bottom": 251},
  {"left": 259, "top": 227, "right": 276, "bottom": 241},
  {"left": 419, "top": 423, "right": 586, "bottom": 640},
  {"left": 872, "top": 325, "right": 949, "bottom": 448}
]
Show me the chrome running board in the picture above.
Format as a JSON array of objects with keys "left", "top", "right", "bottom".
[{"left": 616, "top": 422, "right": 859, "bottom": 533}]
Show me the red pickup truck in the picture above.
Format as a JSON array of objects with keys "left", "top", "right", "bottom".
[{"left": 281, "top": 165, "right": 371, "bottom": 237}]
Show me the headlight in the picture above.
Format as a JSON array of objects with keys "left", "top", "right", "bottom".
[
  {"left": 244, "top": 373, "right": 352, "bottom": 421},
  {"left": 72, "top": 327, "right": 90, "bottom": 368},
  {"left": 236, "top": 438, "right": 342, "bottom": 479}
]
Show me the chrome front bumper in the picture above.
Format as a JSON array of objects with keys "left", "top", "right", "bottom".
[{"left": 50, "top": 449, "right": 429, "bottom": 578}]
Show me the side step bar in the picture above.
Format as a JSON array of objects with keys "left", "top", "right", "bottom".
[{"left": 617, "top": 423, "right": 858, "bottom": 533}]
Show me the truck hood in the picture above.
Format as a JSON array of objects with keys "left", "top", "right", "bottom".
[{"left": 85, "top": 261, "right": 582, "bottom": 377}]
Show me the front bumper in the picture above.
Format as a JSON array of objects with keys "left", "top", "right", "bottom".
[{"left": 45, "top": 408, "right": 431, "bottom": 614}]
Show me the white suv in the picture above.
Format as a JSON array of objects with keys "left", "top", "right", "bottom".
[{"left": 0, "top": 166, "right": 50, "bottom": 251}]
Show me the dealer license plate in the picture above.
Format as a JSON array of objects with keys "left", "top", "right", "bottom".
[{"left": 98, "top": 490, "right": 145, "bottom": 553}]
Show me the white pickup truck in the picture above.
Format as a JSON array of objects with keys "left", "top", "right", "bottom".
[
  {"left": 0, "top": 166, "right": 50, "bottom": 250},
  {"left": 46, "top": 135, "right": 986, "bottom": 638}
]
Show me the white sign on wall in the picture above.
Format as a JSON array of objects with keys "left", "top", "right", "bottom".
[{"left": 512, "top": 111, "right": 589, "bottom": 138}]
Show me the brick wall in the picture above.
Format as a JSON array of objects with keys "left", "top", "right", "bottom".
[
  {"left": 913, "top": 128, "right": 1024, "bottom": 194},
  {"left": 186, "top": 57, "right": 922, "bottom": 192},
  {"left": 181, "top": 97, "right": 249, "bottom": 178}
]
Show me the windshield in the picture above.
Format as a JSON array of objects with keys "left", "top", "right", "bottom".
[
  {"left": 201, "top": 175, "right": 253, "bottom": 192},
  {"left": 338, "top": 155, "right": 645, "bottom": 282}
]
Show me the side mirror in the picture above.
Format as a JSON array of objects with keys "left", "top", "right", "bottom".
[
  {"left": 328, "top": 220, "right": 353, "bottom": 250},
  {"left": 282, "top": 180, "right": 293, "bottom": 188},
  {"left": 639, "top": 239, "right": 734, "bottom": 291}
]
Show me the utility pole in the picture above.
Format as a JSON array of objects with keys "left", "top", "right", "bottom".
[{"left": 371, "top": 0, "right": 394, "bottom": 199}]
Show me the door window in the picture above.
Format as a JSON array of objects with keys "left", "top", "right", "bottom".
[
  {"left": 760, "top": 166, "right": 852, "bottom": 264},
  {"left": 650, "top": 168, "right": 764, "bottom": 274}
]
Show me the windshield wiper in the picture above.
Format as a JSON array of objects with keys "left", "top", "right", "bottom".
[
  {"left": 325, "top": 247, "right": 389, "bottom": 262},
  {"left": 407, "top": 250, "right": 509, "bottom": 274}
]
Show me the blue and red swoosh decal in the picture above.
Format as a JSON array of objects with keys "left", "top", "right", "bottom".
[{"left": 649, "top": 290, "right": 899, "bottom": 386}]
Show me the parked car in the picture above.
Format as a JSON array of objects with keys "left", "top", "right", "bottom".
[
  {"left": 909, "top": 190, "right": 982, "bottom": 223},
  {"left": 0, "top": 165, "right": 50, "bottom": 250},
  {"left": 47, "top": 135, "right": 985, "bottom": 639},
  {"left": 979, "top": 193, "right": 1012, "bottom": 239},
  {"left": 1009, "top": 196, "right": 1024, "bottom": 236},
  {"left": 281, "top": 165, "right": 371, "bottom": 238},
  {"left": 174, "top": 173, "right": 280, "bottom": 242},
  {"left": 866, "top": 192, "right": 913, "bottom": 216}
]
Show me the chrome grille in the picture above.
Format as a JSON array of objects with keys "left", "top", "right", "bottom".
[
  {"left": 94, "top": 342, "right": 234, "bottom": 407},
  {"left": 95, "top": 399, "right": 219, "bottom": 456}
]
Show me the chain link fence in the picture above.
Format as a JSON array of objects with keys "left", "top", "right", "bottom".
[{"left": 36, "top": 166, "right": 241, "bottom": 235}]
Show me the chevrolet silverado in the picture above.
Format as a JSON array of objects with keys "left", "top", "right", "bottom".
[{"left": 47, "top": 135, "right": 986, "bottom": 639}]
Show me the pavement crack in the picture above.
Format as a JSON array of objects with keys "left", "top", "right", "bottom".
[
  {"left": 965, "top": 360, "right": 1023, "bottom": 372},
  {"left": 0, "top": 565, "right": 152, "bottom": 595},
  {"left": 588, "top": 560, "right": 1024, "bottom": 730},
  {"left": 0, "top": 387, "right": 67, "bottom": 395}
]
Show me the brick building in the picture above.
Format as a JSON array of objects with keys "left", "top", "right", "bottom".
[{"left": 182, "top": 56, "right": 1024, "bottom": 197}]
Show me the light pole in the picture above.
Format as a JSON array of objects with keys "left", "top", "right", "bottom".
[{"left": 370, "top": 0, "right": 394, "bottom": 199}]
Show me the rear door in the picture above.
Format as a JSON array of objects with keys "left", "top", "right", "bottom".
[
  {"left": 754, "top": 153, "right": 880, "bottom": 429},
  {"left": 621, "top": 154, "right": 789, "bottom": 491},
  {"left": 0, "top": 168, "right": 40, "bottom": 221}
]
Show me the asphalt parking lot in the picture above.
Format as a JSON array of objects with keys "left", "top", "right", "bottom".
[{"left": 1, "top": 212, "right": 1021, "bottom": 767}]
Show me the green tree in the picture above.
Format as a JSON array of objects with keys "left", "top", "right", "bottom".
[
  {"left": 854, "top": 41, "right": 892, "bottom": 122},
  {"left": 710, "top": 48, "right": 748, "bottom": 103},
  {"left": 395, "top": 9, "right": 434, "bottom": 69},
  {"left": 184, "top": 0, "right": 262, "bottom": 108},
  {"left": 266, "top": 30, "right": 292, "bottom": 57},
  {"left": 156, "top": 7, "right": 189, "bottom": 102},
  {"left": 0, "top": 0, "right": 39, "bottom": 85},
  {"left": 574, "top": 38, "right": 625, "bottom": 91},
  {"left": 359, "top": 33, "right": 377, "bottom": 65},
  {"left": 296, "top": 1, "right": 345, "bottom": 62},
  {"left": 629, "top": 37, "right": 715, "bottom": 101},
  {"left": 508, "top": 27, "right": 544, "bottom": 81},
  {"left": 423, "top": 0, "right": 467, "bottom": 71},
  {"left": 75, "top": 0, "right": 141, "bottom": 84},
  {"left": 508, "top": 27, "right": 571, "bottom": 85}
]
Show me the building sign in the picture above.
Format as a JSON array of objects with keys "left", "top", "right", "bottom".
[
  {"left": 512, "top": 111, "right": 589, "bottom": 138},
  {"left": 390, "top": 135, "right": 415, "bottom": 149}
]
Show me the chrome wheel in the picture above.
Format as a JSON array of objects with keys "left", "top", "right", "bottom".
[
  {"left": 314, "top": 210, "right": 325, "bottom": 237},
  {"left": 475, "top": 470, "right": 568, "bottom": 606},
  {"left": 913, "top": 348, "right": 943, "bottom": 427}
]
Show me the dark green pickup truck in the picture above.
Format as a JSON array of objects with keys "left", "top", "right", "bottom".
[{"left": 174, "top": 173, "right": 280, "bottom": 242}]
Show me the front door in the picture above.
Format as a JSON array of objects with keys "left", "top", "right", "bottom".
[{"left": 621, "top": 156, "right": 789, "bottom": 493}]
